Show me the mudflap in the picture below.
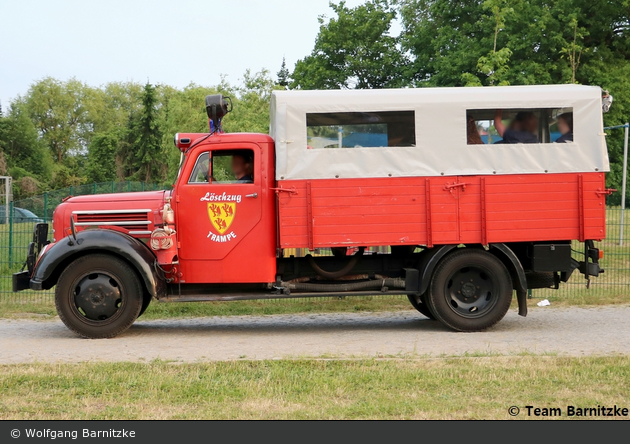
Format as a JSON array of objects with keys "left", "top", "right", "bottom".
[{"left": 516, "top": 288, "right": 528, "bottom": 317}]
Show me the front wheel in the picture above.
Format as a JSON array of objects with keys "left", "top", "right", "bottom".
[
  {"left": 55, "top": 254, "right": 144, "bottom": 339},
  {"left": 426, "top": 249, "right": 513, "bottom": 332}
]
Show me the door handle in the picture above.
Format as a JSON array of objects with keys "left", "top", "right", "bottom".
[{"left": 245, "top": 193, "right": 258, "bottom": 199}]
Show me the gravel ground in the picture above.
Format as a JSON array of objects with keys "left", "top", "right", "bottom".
[{"left": 1, "top": 306, "right": 629, "bottom": 363}]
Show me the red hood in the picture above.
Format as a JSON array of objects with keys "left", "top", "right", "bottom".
[
  {"left": 52, "top": 190, "right": 172, "bottom": 242},
  {"left": 66, "top": 190, "right": 170, "bottom": 203}
]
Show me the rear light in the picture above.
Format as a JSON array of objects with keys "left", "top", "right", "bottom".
[{"left": 599, "top": 250, "right": 604, "bottom": 259}]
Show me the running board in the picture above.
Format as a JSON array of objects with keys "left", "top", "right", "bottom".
[{"left": 159, "top": 290, "right": 416, "bottom": 303}]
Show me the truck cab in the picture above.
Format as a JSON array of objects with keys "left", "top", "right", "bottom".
[{"left": 13, "top": 87, "right": 609, "bottom": 338}]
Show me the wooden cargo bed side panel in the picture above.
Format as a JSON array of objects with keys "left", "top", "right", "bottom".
[
  {"left": 583, "top": 173, "right": 607, "bottom": 240},
  {"left": 311, "top": 179, "right": 428, "bottom": 247},
  {"left": 278, "top": 178, "right": 431, "bottom": 248},
  {"left": 277, "top": 173, "right": 607, "bottom": 249},
  {"left": 429, "top": 179, "right": 460, "bottom": 244},
  {"left": 277, "top": 182, "right": 308, "bottom": 248},
  {"left": 483, "top": 173, "right": 605, "bottom": 243},
  {"left": 458, "top": 177, "right": 482, "bottom": 244}
]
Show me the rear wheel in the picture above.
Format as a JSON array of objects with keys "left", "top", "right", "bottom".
[
  {"left": 55, "top": 254, "right": 143, "bottom": 339},
  {"left": 426, "top": 249, "right": 512, "bottom": 332},
  {"left": 407, "top": 293, "right": 435, "bottom": 319}
]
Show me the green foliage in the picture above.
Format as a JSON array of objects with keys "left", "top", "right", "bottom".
[
  {"left": 277, "top": 58, "right": 290, "bottom": 88},
  {"left": 133, "top": 83, "right": 165, "bottom": 183},
  {"left": 0, "top": 101, "right": 53, "bottom": 183},
  {"left": 87, "top": 131, "right": 119, "bottom": 183},
  {"left": 227, "top": 69, "right": 282, "bottom": 134},
  {"left": 24, "top": 77, "right": 92, "bottom": 162},
  {"left": 291, "top": 0, "right": 406, "bottom": 89}
]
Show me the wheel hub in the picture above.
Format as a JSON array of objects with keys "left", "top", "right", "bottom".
[
  {"left": 89, "top": 290, "right": 105, "bottom": 304},
  {"left": 74, "top": 273, "right": 122, "bottom": 321},
  {"left": 446, "top": 266, "right": 497, "bottom": 318},
  {"left": 461, "top": 282, "right": 476, "bottom": 298}
]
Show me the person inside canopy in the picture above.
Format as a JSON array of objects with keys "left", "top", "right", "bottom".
[
  {"left": 494, "top": 110, "right": 539, "bottom": 144},
  {"left": 555, "top": 113, "right": 573, "bottom": 143}
]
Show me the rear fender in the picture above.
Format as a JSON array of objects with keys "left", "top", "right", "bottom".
[
  {"left": 30, "top": 229, "right": 166, "bottom": 299},
  {"left": 417, "top": 245, "right": 458, "bottom": 295},
  {"left": 489, "top": 243, "right": 528, "bottom": 317}
]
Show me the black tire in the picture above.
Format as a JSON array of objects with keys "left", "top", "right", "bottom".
[
  {"left": 138, "top": 293, "right": 152, "bottom": 318},
  {"left": 426, "top": 249, "right": 512, "bottom": 332},
  {"left": 407, "top": 293, "right": 435, "bottom": 319},
  {"left": 55, "top": 254, "right": 143, "bottom": 339}
]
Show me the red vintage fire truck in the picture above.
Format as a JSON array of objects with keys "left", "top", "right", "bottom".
[{"left": 13, "top": 85, "right": 610, "bottom": 338}]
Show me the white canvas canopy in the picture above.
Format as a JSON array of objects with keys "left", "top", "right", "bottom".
[{"left": 269, "top": 85, "right": 609, "bottom": 181}]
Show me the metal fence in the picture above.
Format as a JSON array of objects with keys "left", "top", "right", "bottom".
[
  {"left": 0, "top": 186, "right": 628, "bottom": 306},
  {"left": 0, "top": 181, "right": 167, "bottom": 304}
]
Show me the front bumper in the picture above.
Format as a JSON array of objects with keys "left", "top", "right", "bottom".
[
  {"left": 12, "top": 271, "right": 31, "bottom": 292},
  {"left": 12, "top": 223, "right": 49, "bottom": 292}
]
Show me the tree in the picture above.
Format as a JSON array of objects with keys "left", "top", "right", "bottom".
[
  {"left": 0, "top": 100, "right": 53, "bottom": 182},
  {"left": 398, "top": 0, "right": 491, "bottom": 86},
  {"left": 133, "top": 83, "right": 165, "bottom": 183},
  {"left": 291, "top": 0, "right": 407, "bottom": 89},
  {"left": 472, "top": 0, "right": 514, "bottom": 86},
  {"left": 25, "top": 77, "right": 93, "bottom": 162},
  {"left": 228, "top": 69, "right": 282, "bottom": 134},
  {"left": 277, "top": 58, "right": 291, "bottom": 89},
  {"left": 86, "top": 131, "right": 119, "bottom": 183}
]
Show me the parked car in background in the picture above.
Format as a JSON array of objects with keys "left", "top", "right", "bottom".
[{"left": 0, "top": 206, "right": 45, "bottom": 224}]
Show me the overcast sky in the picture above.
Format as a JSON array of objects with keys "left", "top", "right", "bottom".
[{"left": 0, "top": 0, "right": 367, "bottom": 106}]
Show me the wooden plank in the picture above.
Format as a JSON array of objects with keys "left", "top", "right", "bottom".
[
  {"left": 486, "top": 209, "right": 579, "bottom": 222},
  {"left": 311, "top": 222, "right": 426, "bottom": 236},
  {"left": 310, "top": 214, "right": 428, "bottom": 226}
]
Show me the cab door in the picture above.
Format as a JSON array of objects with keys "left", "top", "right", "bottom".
[{"left": 175, "top": 142, "right": 275, "bottom": 283}]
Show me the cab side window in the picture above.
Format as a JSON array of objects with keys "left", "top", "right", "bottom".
[
  {"left": 212, "top": 150, "right": 254, "bottom": 184},
  {"left": 189, "top": 152, "right": 210, "bottom": 183},
  {"left": 188, "top": 150, "right": 255, "bottom": 184}
]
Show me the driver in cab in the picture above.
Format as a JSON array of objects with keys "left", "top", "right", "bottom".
[{"left": 231, "top": 153, "right": 253, "bottom": 183}]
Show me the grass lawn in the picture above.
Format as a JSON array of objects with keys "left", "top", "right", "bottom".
[
  {"left": 0, "top": 356, "right": 628, "bottom": 420},
  {"left": 1, "top": 289, "right": 629, "bottom": 321}
]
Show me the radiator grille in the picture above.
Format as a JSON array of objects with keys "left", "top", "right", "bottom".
[{"left": 73, "top": 210, "right": 152, "bottom": 232}]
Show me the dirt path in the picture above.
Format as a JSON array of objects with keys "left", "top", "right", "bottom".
[{"left": 1, "top": 306, "right": 629, "bottom": 363}]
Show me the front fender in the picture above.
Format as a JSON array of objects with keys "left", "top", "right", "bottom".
[{"left": 30, "top": 229, "right": 166, "bottom": 299}]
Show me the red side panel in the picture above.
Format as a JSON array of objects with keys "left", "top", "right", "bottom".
[
  {"left": 482, "top": 173, "right": 606, "bottom": 243},
  {"left": 277, "top": 173, "right": 606, "bottom": 249}
]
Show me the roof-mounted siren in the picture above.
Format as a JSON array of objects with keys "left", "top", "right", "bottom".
[{"left": 205, "top": 94, "right": 233, "bottom": 134}]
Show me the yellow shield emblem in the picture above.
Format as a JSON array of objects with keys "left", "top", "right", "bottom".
[{"left": 207, "top": 202, "right": 236, "bottom": 234}]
